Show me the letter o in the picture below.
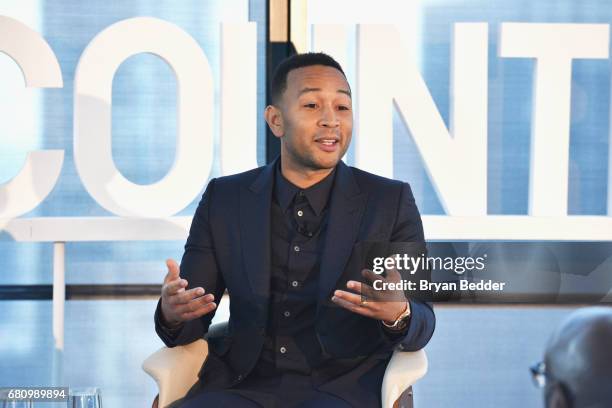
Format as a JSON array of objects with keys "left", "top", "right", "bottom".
[{"left": 74, "top": 17, "right": 213, "bottom": 217}]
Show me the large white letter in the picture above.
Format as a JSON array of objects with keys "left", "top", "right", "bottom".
[
  {"left": 220, "top": 23, "right": 258, "bottom": 175},
  {"left": 0, "top": 16, "right": 64, "bottom": 219},
  {"left": 74, "top": 17, "right": 213, "bottom": 217},
  {"left": 357, "top": 23, "right": 488, "bottom": 215},
  {"left": 500, "top": 23, "right": 609, "bottom": 216},
  {"left": 312, "top": 24, "right": 349, "bottom": 75},
  {"left": 312, "top": 24, "right": 350, "bottom": 163}
]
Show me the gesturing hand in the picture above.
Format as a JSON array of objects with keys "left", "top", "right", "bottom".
[
  {"left": 160, "top": 259, "right": 217, "bottom": 328},
  {"left": 331, "top": 266, "right": 409, "bottom": 325}
]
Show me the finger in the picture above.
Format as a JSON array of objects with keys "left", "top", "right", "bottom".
[
  {"left": 331, "top": 294, "right": 375, "bottom": 318},
  {"left": 162, "top": 278, "right": 188, "bottom": 297},
  {"left": 385, "top": 265, "right": 403, "bottom": 281},
  {"left": 384, "top": 254, "right": 408, "bottom": 280},
  {"left": 164, "top": 259, "right": 180, "bottom": 284},
  {"left": 171, "top": 287, "right": 206, "bottom": 305},
  {"left": 346, "top": 280, "right": 363, "bottom": 294},
  {"left": 333, "top": 289, "right": 364, "bottom": 306},
  {"left": 348, "top": 280, "right": 377, "bottom": 300},
  {"left": 175, "top": 293, "right": 215, "bottom": 313},
  {"left": 180, "top": 301, "right": 217, "bottom": 321},
  {"left": 361, "top": 269, "right": 389, "bottom": 292},
  {"left": 361, "top": 269, "right": 408, "bottom": 301},
  {"left": 362, "top": 268, "right": 385, "bottom": 283}
]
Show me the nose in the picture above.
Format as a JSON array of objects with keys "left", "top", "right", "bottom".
[{"left": 318, "top": 104, "right": 339, "bottom": 128}]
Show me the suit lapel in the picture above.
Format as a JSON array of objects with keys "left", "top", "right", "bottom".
[
  {"left": 239, "top": 160, "right": 275, "bottom": 299},
  {"left": 317, "top": 162, "right": 367, "bottom": 303}
]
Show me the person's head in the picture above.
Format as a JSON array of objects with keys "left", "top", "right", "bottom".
[
  {"left": 264, "top": 52, "right": 352, "bottom": 174},
  {"left": 535, "top": 307, "right": 612, "bottom": 408}
]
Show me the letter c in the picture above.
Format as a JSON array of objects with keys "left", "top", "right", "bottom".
[{"left": 0, "top": 16, "right": 64, "bottom": 219}]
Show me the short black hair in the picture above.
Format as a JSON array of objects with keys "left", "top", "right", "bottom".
[{"left": 269, "top": 52, "right": 347, "bottom": 105}]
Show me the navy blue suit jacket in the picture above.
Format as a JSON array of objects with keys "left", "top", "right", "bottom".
[{"left": 155, "top": 159, "right": 435, "bottom": 405}]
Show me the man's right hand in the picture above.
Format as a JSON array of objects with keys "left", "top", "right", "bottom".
[{"left": 160, "top": 259, "right": 217, "bottom": 328}]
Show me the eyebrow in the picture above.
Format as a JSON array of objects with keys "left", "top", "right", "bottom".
[{"left": 297, "top": 87, "right": 352, "bottom": 98}]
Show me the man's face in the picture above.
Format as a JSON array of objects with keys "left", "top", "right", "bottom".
[{"left": 269, "top": 65, "right": 353, "bottom": 171}]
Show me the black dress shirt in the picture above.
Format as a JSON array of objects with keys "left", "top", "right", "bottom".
[{"left": 253, "top": 162, "right": 336, "bottom": 376}]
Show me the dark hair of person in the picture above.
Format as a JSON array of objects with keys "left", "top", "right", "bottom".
[{"left": 269, "top": 52, "right": 347, "bottom": 105}]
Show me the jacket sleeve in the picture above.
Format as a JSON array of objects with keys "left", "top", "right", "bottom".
[
  {"left": 154, "top": 178, "right": 227, "bottom": 347},
  {"left": 381, "top": 182, "right": 435, "bottom": 351}
]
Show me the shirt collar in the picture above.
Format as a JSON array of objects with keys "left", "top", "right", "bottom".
[{"left": 274, "top": 160, "right": 336, "bottom": 216}]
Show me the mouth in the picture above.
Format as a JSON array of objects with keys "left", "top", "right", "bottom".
[
  {"left": 315, "top": 137, "right": 340, "bottom": 146},
  {"left": 315, "top": 138, "right": 340, "bottom": 152}
]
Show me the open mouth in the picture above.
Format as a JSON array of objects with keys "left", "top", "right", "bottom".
[
  {"left": 316, "top": 139, "right": 339, "bottom": 146},
  {"left": 315, "top": 138, "right": 340, "bottom": 153}
]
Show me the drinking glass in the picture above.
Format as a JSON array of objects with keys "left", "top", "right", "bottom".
[{"left": 67, "top": 388, "right": 102, "bottom": 408}]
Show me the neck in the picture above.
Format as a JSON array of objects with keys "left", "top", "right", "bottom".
[{"left": 280, "top": 157, "right": 334, "bottom": 189}]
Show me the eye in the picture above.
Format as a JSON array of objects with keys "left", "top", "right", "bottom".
[
  {"left": 303, "top": 103, "right": 317, "bottom": 109},
  {"left": 338, "top": 105, "right": 350, "bottom": 111}
]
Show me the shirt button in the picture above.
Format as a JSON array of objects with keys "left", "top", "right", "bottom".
[
  {"left": 291, "top": 280, "right": 299, "bottom": 288},
  {"left": 298, "top": 191, "right": 304, "bottom": 197},
  {"left": 280, "top": 346, "right": 287, "bottom": 354},
  {"left": 237, "top": 374, "right": 243, "bottom": 381},
  {"left": 293, "top": 245, "right": 300, "bottom": 252},
  {"left": 297, "top": 210, "right": 304, "bottom": 217},
  {"left": 283, "top": 310, "right": 291, "bottom": 317}
]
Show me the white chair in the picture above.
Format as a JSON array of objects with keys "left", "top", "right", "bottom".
[{"left": 143, "top": 323, "right": 428, "bottom": 408}]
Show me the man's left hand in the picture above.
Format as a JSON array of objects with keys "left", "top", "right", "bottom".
[{"left": 331, "top": 267, "right": 409, "bottom": 324}]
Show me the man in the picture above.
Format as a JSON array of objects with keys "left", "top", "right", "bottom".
[
  {"left": 155, "top": 52, "right": 435, "bottom": 407},
  {"left": 532, "top": 307, "right": 612, "bottom": 408}
]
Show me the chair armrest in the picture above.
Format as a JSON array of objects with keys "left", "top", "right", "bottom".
[
  {"left": 381, "top": 348, "right": 428, "bottom": 408},
  {"left": 142, "top": 339, "right": 208, "bottom": 408},
  {"left": 143, "top": 338, "right": 427, "bottom": 408}
]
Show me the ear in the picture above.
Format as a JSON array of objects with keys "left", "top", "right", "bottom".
[
  {"left": 264, "top": 105, "right": 284, "bottom": 138},
  {"left": 546, "top": 383, "right": 571, "bottom": 408}
]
